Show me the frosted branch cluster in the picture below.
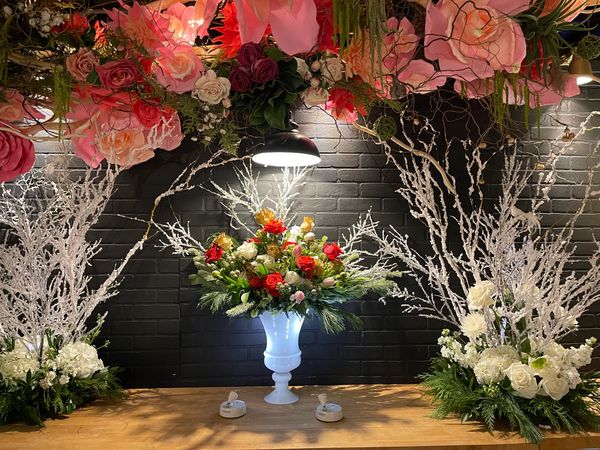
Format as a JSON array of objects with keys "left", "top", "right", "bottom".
[
  {"left": 377, "top": 111, "right": 600, "bottom": 348},
  {"left": 0, "top": 160, "right": 144, "bottom": 351}
]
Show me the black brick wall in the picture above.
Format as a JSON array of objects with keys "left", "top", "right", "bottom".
[{"left": 32, "top": 80, "right": 600, "bottom": 388}]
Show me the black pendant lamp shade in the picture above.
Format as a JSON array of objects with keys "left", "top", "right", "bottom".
[{"left": 252, "top": 130, "right": 321, "bottom": 167}]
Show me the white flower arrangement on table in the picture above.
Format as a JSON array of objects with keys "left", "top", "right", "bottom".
[{"left": 364, "top": 112, "right": 600, "bottom": 443}]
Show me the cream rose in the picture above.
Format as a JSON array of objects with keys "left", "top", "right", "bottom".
[
  {"left": 303, "top": 232, "right": 316, "bottom": 242},
  {"left": 193, "top": 69, "right": 231, "bottom": 105},
  {"left": 235, "top": 241, "right": 258, "bottom": 260},
  {"left": 467, "top": 280, "right": 496, "bottom": 310},
  {"left": 460, "top": 312, "right": 487, "bottom": 341},
  {"left": 301, "top": 86, "right": 329, "bottom": 106},
  {"left": 504, "top": 363, "right": 538, "bottom": 399},
  {"left": 321, "top": 56, "right": 344, "bottom": 84},
  {"left": 284, "top": 271, "right": 302, "bottom": 285},
  {"left": 539, "top": 374, "right": 570, "bottom": 401}
]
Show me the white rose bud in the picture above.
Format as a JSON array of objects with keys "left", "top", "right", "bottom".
[
  {"left": 504, "top": 363, "right": 538, "bottom": 399},
  {"left": 467, "top": 280, "right": 496, "bottom": 310},
  {"left": 322, "top": 277, "right": 335, "bottom": 288},
  {"left": 304, "top": 232, "right": 316, "bottom": 242},
  {"left": 284, "top": 271, "right": 301, "bottom": 285}
]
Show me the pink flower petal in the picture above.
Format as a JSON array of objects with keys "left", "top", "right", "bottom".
[{"left": 269, "top": 0, "right": 319, "bottom": 54}]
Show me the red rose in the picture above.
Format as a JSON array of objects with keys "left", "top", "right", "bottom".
[
  {"left": 0, "top": 127, "right": 35, "bottom": 182},
  {"left": 263, "top": 219, "right": 286, "bottom": 235},
  {"left": 204, "top": 244, "right": 223, "bottom": 263},
  {"left": 264, "top": 272, "right": 284, "bottom": 297},
  {"left": 252, "top": 58, "right": 279, "bottom": 84},
  {"left": 237, "top": 43, "right": 266, "bottom": 67},
  {"left": 281, "top": 241, "right": 296, "bottom": 251},
  {"left": 229, "top": 66, "right": 253, "bottom": 92},
  {"left": 296, "top": 256, "right": 316, "bottom": 278},
  {"left": 132, "top": 99, "right": 162, "bottom": 128},
  {"left": 247, "top": 237, "right": 261, "bottom": 243},
  {"left": 249, "top": 276, "right": 263, "bottom": 289},
  {"left": 52, "top": 13, "right": 89, "bottom": 36},
  {"left": 96, "top": 60, "right": 142, "bottom": 90},
  {"left": 323, "top": 242, "right": 343, "bottom": 261}
]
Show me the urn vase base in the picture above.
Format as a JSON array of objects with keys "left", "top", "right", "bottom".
[{"left": 264, "top": 370, "right": 298, "bottom": 405}]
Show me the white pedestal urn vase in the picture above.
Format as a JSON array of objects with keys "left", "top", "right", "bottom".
[{"left": 259, "top": 311, "right": 305, "bottom": 405}]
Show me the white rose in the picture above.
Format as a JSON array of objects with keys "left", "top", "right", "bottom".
[
  {"left": 539, "top": 374, "right": 570, "bottom": 401},
  {"left": 39, "top": 371, "right": 57, "bottom": 390},
  {"left": 460, "top": 312, "right": 487, "bottom": 341},
  {"left": 255, "top": 254, "right": 275, "bottom": 268},
  {"left": 295, "top": 58, "right": 310, "bottom": 79},
  {"left": 56, "top": 342, "right": 104, "bottom": 379},
  {"left": 467, "top": 281, "right": 496, "bottom": 310},
  {"left": 288, "top": 225, "right": 302, "bottom": 242},
  {"left": 301, "top": 87, "right": 329, "bottom": 106},
  {"left": 304, "top": 232, "right": 316, "bottom": 242},
  {"left": 193, "top": 70, "right": 231, "bottom": 105},
  {"left": 321, "top": 56, "right": 344, "bottom": 84},
  {"left": 284, "top": 271, "right": 301, "bottom": 285},
  {"left": 504, "top": 363, "right": 538, "bottom": 399},
  {"left": 235, "top": 241, "right": 258, "bottom": 260}
]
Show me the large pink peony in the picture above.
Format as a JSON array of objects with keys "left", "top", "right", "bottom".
[
  {"left": 397, "top": 60, "right": 447, "bottom": 94},
  {"left": 162, "top": 2, "right": 214, "bottom": 44},
  {"left": 424, "top": 0, "right": 529, "bottom": 81},
  {"left": 0, "top": 125, "right": 35, "bottom": 182},
  {"left": 154, "top": 45, "right": 203, "bottom": 94},
  {"left": 383, "top": 17, "right": 419, "bottom": 72}
]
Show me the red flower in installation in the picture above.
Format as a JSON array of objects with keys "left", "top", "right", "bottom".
[
  {"left": 326, "top": 87, "right": 367, "bottom": 123},
  {"left": 52, "top": 13, "right": 90, "bottom": 36},
  {"left": 263, "top": 219, "right": 286, "bottom": 235},
  {"left": 213, "top": 2, "right": 271, "bottom": 59},
  {"left": 249, "top": 276, "right": 263, "bottom": 289},
  {"left": 204, "top": 244, "right": 223, "bottom": 263},
  {"left": 314, "top": 0, "right": 337, "bottom": 53},
  {"left": 281, "top": 241, "right": 296, "bottom": 251},
  {"left": 296, "top": 256, "right": 316, "bottom": 278},
  {"left": 323, "top": 242, "right": 343, "bottom": 261},
  {"left": 264, "top": 272, "right": 284, "bottom": 297},
  {"left": 247, "top": 237, "right": 261, "bottom": 243}
]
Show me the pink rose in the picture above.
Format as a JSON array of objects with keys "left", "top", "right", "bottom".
[
  {"left": 0, "top": 90, "right": 43, "bottom": 122},
  {"left": 237, "top": 43, "right": 266, "bottom": 68},
  {"left": 154, "top": 45, "right": 203, "bottom": 94},
  {"left": 147, "top": 107, "right": 183, "bottom": 151},
  {"left": 132, "top": 99, "right": 163, "bottom": 128},
  {"left": 96, "top": 60, "right": 142, "bottom": 90},
  {"left": 397, "top": 60, "right": 447, "bottom": 94},
  {"left": 294, "top": 291, "right": 305, "bottom": 304},
  {"left": 252, "top": 58, "right": 279, "bottom": 84},
  {"left": 383, "top": 17, "right": 418, "bottom": 72},
  {"left": 292, "top": 245, "right": 302, "bottom": 258},
  {"left": 229, "top": 66, "right": 253, "bottom": 92},
  {"left": 0, "top": 126, "right": 35, "bottom": 182},
  {"left": 424, "top": 0, "right": 529, "bottom": 81},
  {"left": 66, "top": 48, "right": 99, "bottom": 82},
  {"left": 98, "top": 127, "right": 154, "bottom": 168}
]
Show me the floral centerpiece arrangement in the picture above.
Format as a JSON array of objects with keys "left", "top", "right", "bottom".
[
  {"left": 365, "top": 113, "right": 600, "bottom": 442},
  {"left": 191, "top": 210, "right": 395, "bottom": 333},
  {"left": 0, "top": 0, "right": 596, "bottom": 180}
]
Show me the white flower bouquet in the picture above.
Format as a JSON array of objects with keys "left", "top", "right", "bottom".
[
  {"left": 422, "top": 280, "right": 600, "bottom": 443},
  {"left": 0, "top": 317, "right": 122, "bottom": 426}
]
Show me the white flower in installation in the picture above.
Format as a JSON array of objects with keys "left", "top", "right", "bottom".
[
  {"left": 539, "top": 374, "right": 570, "bottom": 401},
  {"left": 0, "top": 343, "right": 39, "bottom": 382},
  {"left": 304, "top": 232, "right": 316, "bottom": 242},
  {"left": 473, "top": 346, "right": 519, "bottom": 385},
  {"left": 56, "top": 342, "right": 104, "bottom": 379},
  {"left": 460, "top": 312, "right": 487, "bottom": 341},
  {"left": 235, "top": 241, "right": 258, "bottom": 260},
  {"left": 288, "top": 225, "right": 302, "bottom": 242},
  {"left": 39, "top": 370, "right": 57, "bottom": 390},
  {"left": 254, "top": 254, "right": 275, "bottom": 268},
  {"left": 566, "top": 344, "right": 593, "bottom": 369},
  {"left": 284, "top": 271, "right": 301, "bottom": 285},
  {"left": 301, "top": 86, "right": 329, "bottom": 106},
  {"left": 467, "top": 281, "right": 496, "bottom": 310},
  {"left": 321, "top": 56, "right": 345, "bottom": 84},
  {"left": 192, "top": 70, "right": 231, "bottom": 105},
  {"left": 504, "top": 363, "right": 538, "bottom": 399},
  {"left": 564, "top": 367, "right": 582, "bottom": 389}
]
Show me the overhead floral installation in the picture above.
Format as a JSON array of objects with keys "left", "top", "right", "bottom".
[{"left": 0, "top": 0, "right": 597, "bottom": 179}]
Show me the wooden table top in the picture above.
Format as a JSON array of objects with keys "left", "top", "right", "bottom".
[{"left": 0, "top": 384, "right": 598, "bottom": 450}]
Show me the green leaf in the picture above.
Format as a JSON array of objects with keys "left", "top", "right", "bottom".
[
  {"left": 241, "top": 291, "right": 250, "bottom": 304},
  {"left": 264, "top": 101, "right": 287, "bottom": 130}
]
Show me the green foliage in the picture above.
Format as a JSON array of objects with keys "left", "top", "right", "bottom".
[
  {"left": 577, "top": 35, "right": 600, "bottom": 60},
  {"left": 52, "top": 64, "right": 71, "bottom": 133},
  {"left": 421, "top": 358, "right": 600, "bottom": 443},
  {"left": 0, "top": 367, "right": 123, "bottom": 427}
]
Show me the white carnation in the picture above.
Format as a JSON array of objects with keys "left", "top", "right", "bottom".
[
  {"left": 467, "top": 280, "right": 496, "bottom": 310},
  {"left": 504, "top": 363, "right": 538, "bottom": 399},
  {"left": 56, "top": 342, "right": 104, "bottom": 379},
  {"left": 539, "top": 374, "right": 570, "bottom": 401},
  {"left": 235, "top": 241, "right": 258, "bottom": 260},
  {"left": 460, "top": 312, "right": 487, "bottom": 341}
]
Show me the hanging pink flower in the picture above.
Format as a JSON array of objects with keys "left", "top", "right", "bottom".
[
  {"left": 453, "top": 78, "right": 494, "bottom": 99},
  {"left": 154, "top": 45, "right": 203, "bottom": 94},
  {"left": 234, "top": 0, "right": 319, "bottom": 55},
  {"left": 105, "top": 1, "right": 172, "bottom": 50},
  {"left": 539, "top": 0, "right": 588, "bottom": 21},
  {"left": 506, "top": 72, "right": 580, "bottom": 108},
  {"left": 383, "top": 17, "right": 419, "bottom": 72},
  {"left": 397, "top": 60, "right": 447, "bottom": 94},
  {"left": 344, "top": 30, "right": 377, "bottom": 84},
  {"left": 0, "top": 90, "right": 43, "bottom": 122},
  {"left": 424, "top": 0, "right": 529, "bottom": 81},
  {"left": 98, "top": 127, "right": 154, "bottom": 168},
  {"left": 162, "top": 2, "right": 212, "bottom": 45},
  {"left": 0, "top": 125, "right": 35, "bottom": 182}
]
